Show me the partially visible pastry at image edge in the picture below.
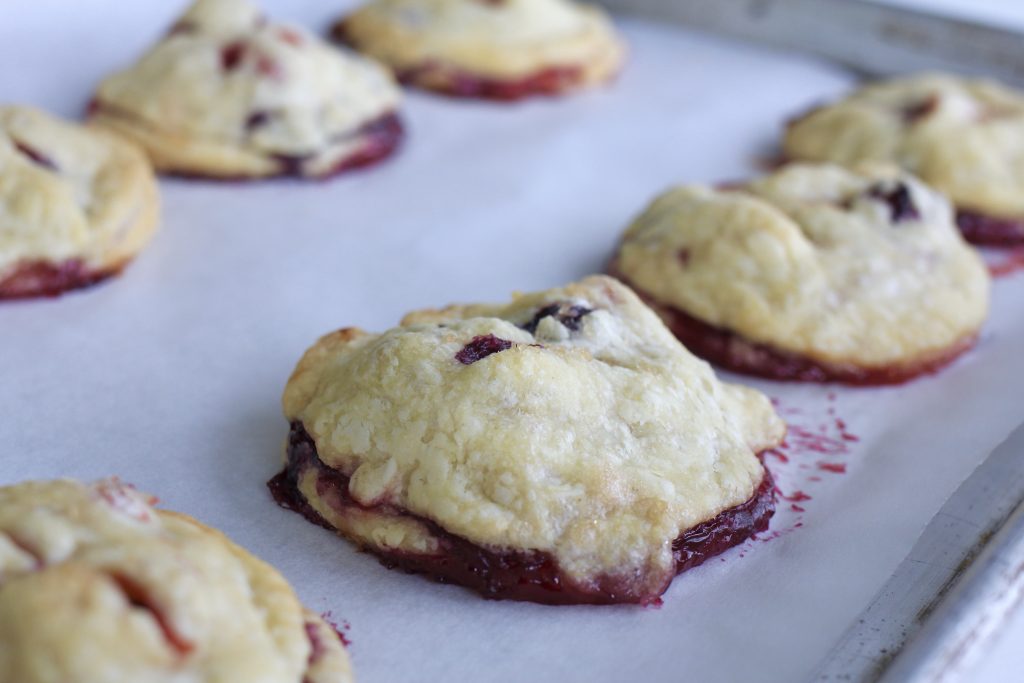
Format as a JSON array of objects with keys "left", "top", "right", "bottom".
[
  {"left": 0, "top": 478, "right": 353, "bottom": 683},
  {"left": 272, "top": 275, "right": 785, "bottom": 606},
  {"left": 0, "top": 106, "right": 158, "bottom": 300},
  {"left": 609, "top": 163, "right": 991, "bottom": 385},
  {"left": 332, "top": 0, "right": 625, "bottom": 101},
  {"left": 89, "top": 0, "right": 403, "bottom": 180},
  {"left": 783, "top": 73, "right": 1024, "bottom": 246}
]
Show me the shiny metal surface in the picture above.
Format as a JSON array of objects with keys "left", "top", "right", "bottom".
[
  {"left": 813, "top": 423, "right": 1024, "bottom": 682},
  {"left": 599, "top": 0, "right": 1024, "bottom": 86}
]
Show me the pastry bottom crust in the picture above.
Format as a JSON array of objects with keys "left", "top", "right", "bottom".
[
  {"left": 89, "top": 101, "right": 403, "bottom": 180},
  {"left": 610, "top": 270, "right": 978, "bottom": 386},
  {"left": 0, "top": 259, "right": 122, "bottom": 300},
  {"left": 331, "top": 22, "right": 615, "bottom": 101},
  {"left": 269, "top": 421, "right": 775, "bottom": 606},
  {"left": 956, "top": 209, "right": 1024, "bottom": 247}
]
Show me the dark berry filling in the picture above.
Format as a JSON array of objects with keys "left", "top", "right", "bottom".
[
  {"left": 455, "top": 334, "right": 513, "bottom": 364},
  {"left": 245, "top": 110, "right": 272, "bottom": 132},
  {"left": 609, "top": 266, "right": 978, "bottom": 386},
  {"left": 109, "top": 573, "right": 193, "bottom": 655},
  {"left": 0, "top": 259, "right": 120, "bottom": 301},
  {"left": 220, "top": 41, "right": 247, "bottom": 71},
  {"left": 13, "top": 140, "right": 57, "bottom": 171},
  {"left": 269, "top": 422, "right": 775, "bottom": 605},
  {"left": 521, "top": 302, "right": 593, "bottom": 335},
  {"left": 403, "top": 63, "right": 583, "bottom": 101},
  {"left": 956, "top": 209, "right": 1024, "bottom": 247},
  {"left": 304, "top": 621, "right": 330, "bottom": 666},
  {"left": 269, "top": 112, "right": 404, "bottom": 179},
  {"left": 89, "top": 97, "right": 403, "bottom": 180},
  {"left": 866, "top": 181, "right": 920, "bottom": 223},
  {"left": 902, "top": 95, "right": 939, "bottom": 123}
]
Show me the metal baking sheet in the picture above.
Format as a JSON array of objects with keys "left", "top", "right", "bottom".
[
  {"left": 3, "top": 2, "right": 1024, "bottom": 682},
  {"left": 596, "top": 1, "right": 1024, "bottom": 681},
  {"left": 598, "top": 0, "right": 1024, "bottom": 86}
]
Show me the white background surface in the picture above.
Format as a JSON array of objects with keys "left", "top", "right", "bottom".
[{"left": 2, "top": 1, "right": 1024, "bottom": 682}]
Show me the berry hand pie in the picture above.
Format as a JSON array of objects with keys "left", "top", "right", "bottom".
[
  {"left": 332, "top": 0, "right": 625, "bottom": 101},
  {"left": 0, "top": 478, "right": 353, "bottom": 683},
  {"left": 273, "top": 276, "right": 785, "bottom": 605},
  {"left": 610, "top": 164, "right": 990, "bottom": 385},
  {"left": 0, "top": 106, "right": 158, "bottom": 300},
  {"left": 89, "top": 0, "right": 403, "bottom": 180},
  {"left": 783, "top": 74, "right": 1024, "bottom": 246}
]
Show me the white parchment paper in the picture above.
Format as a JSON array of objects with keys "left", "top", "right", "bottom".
[{"left": 3, "top": 2, "right": 1024, "bottom": 682}]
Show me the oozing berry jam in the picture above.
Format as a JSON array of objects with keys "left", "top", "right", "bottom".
[
  {"left": 610, "top": 268, "right": 978, "bottom": 386},
  {"left": 271, "top": 112, "right": 404, "bottom": 179},
  {"left": 269, "top": 422, "right": 776, "bottom": 605},
  {"left": 402, "top": 64, "right": 584, "bottom": 101},
  {"left": 956, "top": 209, "right": 1024, "bottom": 247},
  {"left": 331, "top": 22, "right": 585, "bottom": 101},
  {"left": 0, "top": 259, "right": 120, "bottom": 300},
  {"left": 110, "top": 573, "right": 193, "bottom": 655},
  {"left": 87, "top": 99, "right": 402, "bottom": 181}
]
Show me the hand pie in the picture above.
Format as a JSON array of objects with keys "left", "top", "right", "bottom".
[
  {"left": 0, "top": 106, "right": 158, "bottom": 300},
  {"left": 0, "top": 478, "right": 353, "bottom": 683},
  {"left": 90, "top": 0, "right": 403, "bottom": 179},
  {"left": 333, "top": 0, "right": 625, "bottom": 100},
  {"left": 610, "top": 163, "right": 990, "bottom": 384},
  {"left": 274, "top": 276, "right": 784, "bottom": 605}
]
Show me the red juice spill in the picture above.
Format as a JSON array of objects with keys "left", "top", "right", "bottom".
[
  {"left": 785, "top": 425, "right": 851, "bottom": 456},
  {"left": 320, "top": 611, "right": 352, "bottom": 648},
  {"left": 988, "top": 249, "right": 1024, "bottom": 278}
]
